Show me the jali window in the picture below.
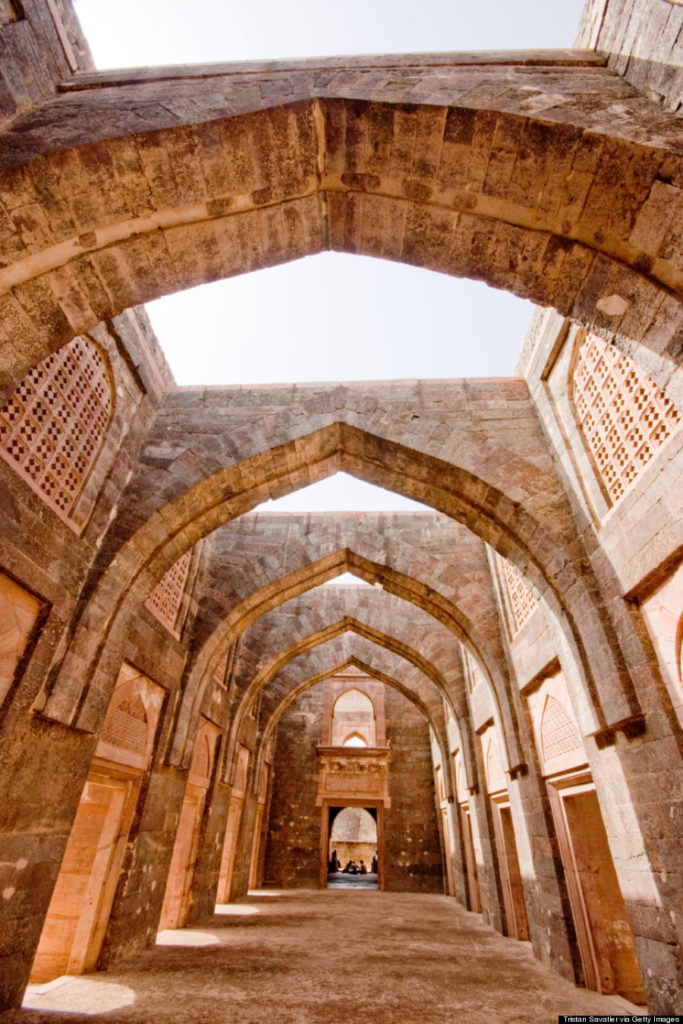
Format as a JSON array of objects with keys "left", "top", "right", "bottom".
[
  {"left": 145, "top": 550, "right": 192, "bottom": 636},
  {"left": 501, "top": 557, "right": 538, "bottom": 634},
  {"left": 572, "top": 332, "right": 680, "bottom": 505},
  {"left": 0, "top": 337, "right": 112, "bottom": 525}
]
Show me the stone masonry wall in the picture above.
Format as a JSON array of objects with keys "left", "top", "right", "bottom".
[
  {"left": 383, "top": 686, "right": 443, "bottom": 893},
  {"left": 576, "top": 0, "right": 683, "bottom": 110},
  {"left": 264, "top": 682, "right": 443, "bottom": 893},
  {"left": 0, "top": 0, "right": 93, "bottom": 122}
]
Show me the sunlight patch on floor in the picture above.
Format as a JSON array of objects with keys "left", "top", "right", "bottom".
[
  {"left": 215, "top": 903, "right": 261, "bottom": 915},
  {"left": 156, "top": 929, "right": 219, "bottom": 946},
  {"left": 23, "top": 976, "right": 136, "bottom": 1014}
]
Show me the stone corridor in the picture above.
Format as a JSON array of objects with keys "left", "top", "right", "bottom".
[{"left": 8, "top": 891, "right": 640, "bottom": 1024}]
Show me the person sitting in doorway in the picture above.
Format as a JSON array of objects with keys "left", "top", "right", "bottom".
[{"left": 359, "top": 860, "right": 367, "bottom": 874}]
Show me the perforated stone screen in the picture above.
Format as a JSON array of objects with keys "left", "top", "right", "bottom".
[
  {"left": 100, "top": 693, "right": 148, "bottom": 756},
  {"left": 572, "top": 333, "right": 680, "bottom": 505},
  {"left": 540, "top": 695, "right": 583, "bottom": 763},
  {"left": 0, "top": 337, "right": 112, "bottom": 525},
  {"left": 501, "top": 558, "right": 538, "bottom": 634},
  {"left": 144, "top": 551, "right": 192, "bottom": 635}
]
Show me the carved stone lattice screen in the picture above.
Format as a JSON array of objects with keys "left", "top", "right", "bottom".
[
  {"left": 0, "top": 337, "right": 112, "bottom": 524},
  {"left": 100, "top": 693, "right": 148, "bottom": 757},
  {"left": 572, "top": 332, "right": 680, "bottom": 505},
  {"left": 540, "top": 695, "right": 583, "bottom": 763},
  {"left": 144, "top": 551, "right": 192, "bottom": 635},
  {"left": 501, "top": 558, "right": 538, "bottom": 634}
]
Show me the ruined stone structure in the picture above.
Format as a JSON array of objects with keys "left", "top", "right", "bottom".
[{"left": 0, "top": 0, "right": 682, "bottom": 1015}]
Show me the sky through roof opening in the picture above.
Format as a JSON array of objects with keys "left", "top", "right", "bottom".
[
  {"left": 72, "top": 0, "right": 583, "bottom": 389},
  {"left": 260, "top": 473, "right": 431, "bottom": 513},
  {"left": 146, "top": 255, "right": 535, "bottom": 386},
  {"left": 74, "top": 0, "right": 585, "bottom": 67},
  {"left": 71, "top": 0, "right": 584, "bottom": 509},
  {"left": 322, "top": 573, "right": 373, "bottom": 587}
]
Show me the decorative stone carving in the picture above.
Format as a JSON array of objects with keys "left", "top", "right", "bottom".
[
  {"left": 145, "top": 550, "right": 192, "bottom": 636},
  {"left": 540, "top": 695, "right": 583, "bottom": 763},
  {"left": 572, "top": 332, "right": 680, "bottom": 505},
  {"left": 501, "top": 558, "right": 538, "bottom": 634},
  {"left": 0, "top": 337, "right": 112, "bottom": 525},
  {"left": 316, "top": 747, "right": 391, "bottom": 806}
]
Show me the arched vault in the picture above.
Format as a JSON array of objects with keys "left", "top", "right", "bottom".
[
  {"left": 0, "top": 55, "right": 682, "bottom": 392},
  {"left": 41, "top": 421, "right": 639, "bottom": 741},
  {"left": 171, "top": 516, "right": 515, "bottom": 767},
  {"left": 253, "top": 655, "right": 457, "bottom": 793},
  {"left": 225, "top": 628, "right": 456, "bottom": 777}
]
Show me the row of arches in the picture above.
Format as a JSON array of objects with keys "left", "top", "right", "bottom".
[
  {"left": 0, "top": 26, "right": 682, "bottom": 1015},
  {"left": 0, "top": 299, "right": 679, "bottom": 1015}
]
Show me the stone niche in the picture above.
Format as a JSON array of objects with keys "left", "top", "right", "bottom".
[{"left": 0, "top": 570, "right": 44, "bottom": 707}]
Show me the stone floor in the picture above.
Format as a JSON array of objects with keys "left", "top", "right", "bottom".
[
  {"left": 326, "top": 871, "right": 378, "bottom": 889},
  {"left": 7, "top": 890, "right": 642, "bottom": 1024}
]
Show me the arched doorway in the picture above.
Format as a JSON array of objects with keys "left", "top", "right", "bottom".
[{"left": 327, "top": 807, "right": 378, "bottom": 890}]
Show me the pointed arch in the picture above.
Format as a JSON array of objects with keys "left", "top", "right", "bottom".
[
  {"left": 39, "top": 423, "right": 639, "bottom": 749},
  {"left": 171, "top": 547, "right": 520, "bottom": 772},
  {"left": 1, "top": 81, "right": 682, "bottom": 394},
  {"left": 253, "top": 655, "right": 452, "bottom": 789}
]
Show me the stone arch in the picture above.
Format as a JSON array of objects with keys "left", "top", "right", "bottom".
[
  {"left": 221, "top": 619, "right": 498, "bottom": 806},
  {"left": 253, "top": 655, "right": 452, "bottom": 789},
  {"left": 171, "top": 548, "right": 520, "bottom": 773},
  {"left": 1, "top": 81, "right": 682, "bottom": 394},
  {"left": 239, "top": 617, "right": 451, "bottom": 710},
  {"left": 40, "top": 422, "right": 636, "bottom": 744}
]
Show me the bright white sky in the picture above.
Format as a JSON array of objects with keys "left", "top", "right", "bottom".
[{"left": 74, "top": 0, "right": 585, "bottom": 513}]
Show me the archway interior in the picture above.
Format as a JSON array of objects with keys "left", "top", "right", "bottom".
[{"left": 328, "top": 808, "right": 379, "bottom": 889}]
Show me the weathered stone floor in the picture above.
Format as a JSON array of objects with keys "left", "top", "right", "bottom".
[{"left": 6, "top": 891, "right": 641, "bottom": 1024}]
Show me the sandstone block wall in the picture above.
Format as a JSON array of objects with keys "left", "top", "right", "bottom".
[
  {"left": 0, "top": 0, "right": 681, "bottom": 1014},
  {"left": 263, "top": 682, "right": 443, "bottom": 893}
]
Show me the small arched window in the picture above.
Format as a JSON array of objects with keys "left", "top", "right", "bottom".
[
  {"left": 0, "top": 337, "right": 113, "bottom": 525},
  {"left": 342, "top": 732, "right": 367, "bottom": 748},
  {"left": 331, "top": 688, "right": 376, "bottom": 747},
  {"left": 571, "top": 332, "right": 680, "bottom": 505}
]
